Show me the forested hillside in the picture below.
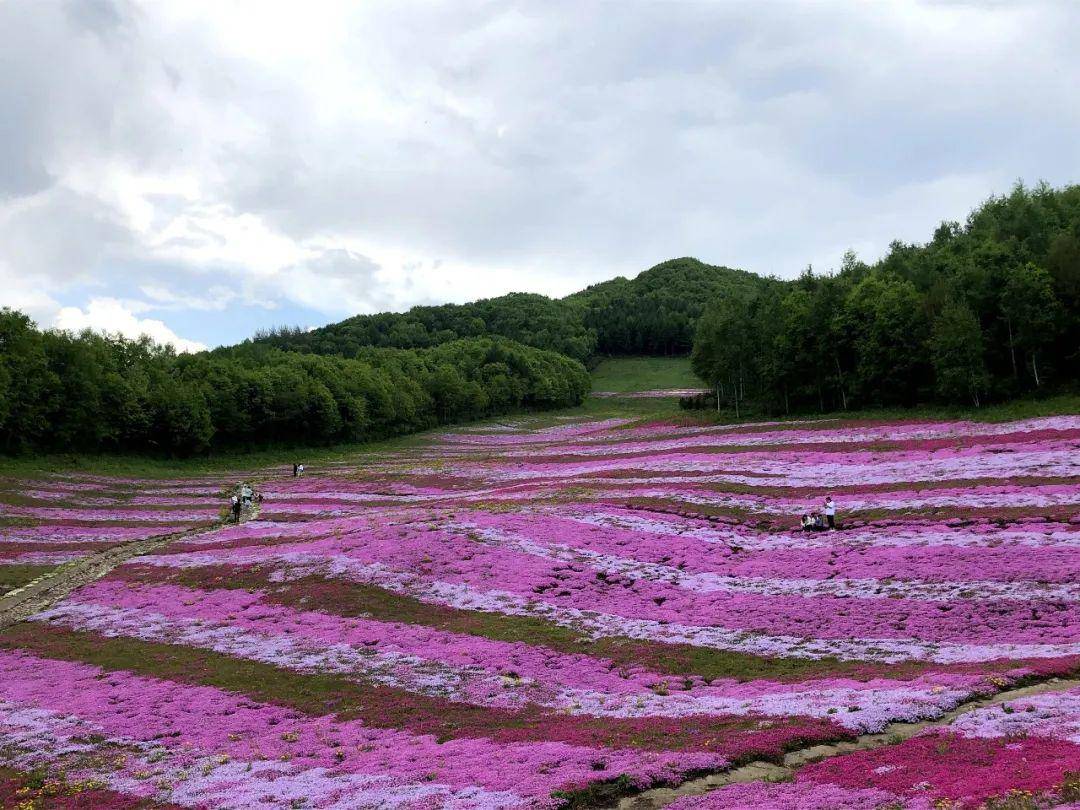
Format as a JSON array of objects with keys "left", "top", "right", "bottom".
[
  {"left": 250, "top": 293, "right": 597, "bottom": 363},
  {"left": 569, "top": 258, "right": 764, "bottom": 355},
  {"left": 691, "top": 182, "right": 1080, "bottom": 413},
  {"left": 0, "top": 310, "right": 589, "bottom": 456},
  {"left": 247, "top": 259, "right": 762, "bottom": 361}
]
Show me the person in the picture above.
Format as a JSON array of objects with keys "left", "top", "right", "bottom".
[
  {"left": 801, "top": 514, "right": 814, "bottom": 531},
  {"left": 241, "top": 483, "right": 253, "bottom": 505},
  {"left": 292, "top": 463, "right": 298, "bottom": 478},
  {"left": 256, "top": 492, "right": 264, "bottom": 504},
  {"left": 297, "top": 463, "right": 305, "bottom": 478},
  {"left": 824, "top": 496, "right": 837, "bottom": 530},
  {"left": 230, "top": 494, "right": 241, "bottom": 523}
]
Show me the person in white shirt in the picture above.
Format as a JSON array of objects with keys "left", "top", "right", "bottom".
[{"left": 824, "top": 496, "right": 837, "bottom": 530}]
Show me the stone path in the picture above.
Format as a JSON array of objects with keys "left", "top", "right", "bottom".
[
  {"left": 0, "top": 522, "right": 222, "bottom": 630},
  {"left": 613, "top": 676, "right": 1080, "bottom": 809}
]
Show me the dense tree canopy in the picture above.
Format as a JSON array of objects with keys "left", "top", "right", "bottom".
[
  {"left": 0, "top": 310, "right": 589, "bottom": 456},
  {"left": 250, "top": 293, "right": 597, "bottom": 363},
  {"left": 251, "top": 259, "right": 765, "bottom": 362},
  {"left": 570, "top": 258, "right": 766, "bottom": 355},
  {"left": 692, "top": 182, "right": 1080, "bottom": 413}
]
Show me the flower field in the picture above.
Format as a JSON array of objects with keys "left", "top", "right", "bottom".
[
  {"left": 0, "top": 413, "right": 1078, "bottom": 808},
  {"left": 0, "top": 474, "right": 229, "bottom": 595}
]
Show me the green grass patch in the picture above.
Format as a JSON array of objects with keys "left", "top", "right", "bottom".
[
  {"left": 590, "top": 356, "right": 700, "bottom": 393},
  {"left": 0, "top": 563, "right": 55, "bottom": 595}
]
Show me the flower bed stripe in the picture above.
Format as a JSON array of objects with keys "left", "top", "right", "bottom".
[
  {"left": 110, "top": 563, "right": 1080, "bottom": 679},
  {"left": 0, "top": 623, "right": 847, "bottom": 759},
  {"left": 50, "top": 580, "right": 1005, "bottom": 733}
]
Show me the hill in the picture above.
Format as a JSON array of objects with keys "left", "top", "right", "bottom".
[
  {"left": 246, "top": 259, "right": 764, "bottom": 362},
  {"left": 569, "top": 258, "right": 765, "bottom": 355},
  {"left": 250, "top": 292, "right": 596, "bottom": 363}
]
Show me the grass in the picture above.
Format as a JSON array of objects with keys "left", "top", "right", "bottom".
[
  {"left": 0, "top": 563, "right": 55, "bottom": 595},
  {"left": 0, "top": 429, "right": 440, "bottom": 480},
  {"left": 590, "top": 356, "right": 701, "bottom": 393}
]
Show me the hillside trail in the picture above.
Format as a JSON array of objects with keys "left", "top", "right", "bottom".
[
  {"left": 612, "top": 675, "right": 1080, "bottom": 809},
  {"left": 0, "top": 499, "right": 262, "bottom": 630}
]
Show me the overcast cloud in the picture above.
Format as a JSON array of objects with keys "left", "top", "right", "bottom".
[{"left": 2, "top": 0, "right": 1079, "bottom": 350}]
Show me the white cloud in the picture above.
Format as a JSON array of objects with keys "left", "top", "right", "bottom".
[
  {"left": 1, "top": 0, "right": 1079, "bottom": 346},
  {"left": 54, "top": 298, "right": 207, "bottom": 353}
]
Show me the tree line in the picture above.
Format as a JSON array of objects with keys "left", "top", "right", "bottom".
[
  {"left": 251, "top": 292, "right": 597, "bottom": 363},
  {"left": 0, "top": 309, "right": 589, "bottom": 456},
  {"left": 250, "top": 259, "right": 763, "bottom": 362},
  {"left": 691, "top": 182, "right": 1080, "bottom": 414}
]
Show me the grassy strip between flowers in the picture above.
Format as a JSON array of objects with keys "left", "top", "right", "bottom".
[
  {"left": 0, "top": 623, "right": 849, "bottom": 760},
  {"left": 0, "top": 564, "right": 56, "bottom": 596},
  {"left": 0, "top": 765, "right": 176, "bottom": 810},
  {"left": 111, "top": 564, "right": 1080, "bottom": 685}
]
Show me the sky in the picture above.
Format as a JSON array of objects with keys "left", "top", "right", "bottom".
[{"left": 2, "top": 1, "right": 1079, "bottom": 352}]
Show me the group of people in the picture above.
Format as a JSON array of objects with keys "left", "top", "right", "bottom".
[
  {"left": 801, "top": 496, "right": 838, "bottom": 532},
  {"left": 228, "top": 464, "right": 307, "bottom": 524},
  {"left": 229, "top": 482, "right": 263, "bottom": 523}
]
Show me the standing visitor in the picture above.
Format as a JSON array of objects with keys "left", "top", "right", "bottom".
[
  {"left": 241, "top": 483, "right": 253, "bottom": 505},
  {"left": 231, "top": 495, "right": 241, "bottom": 523},
  {"left": 824, "top": 496, "right": 837, "bottom": 530},
  {"left": 293, "top": 463, "right": 298, "bottom": 477},
  {"left": 298, "top": 463, "right": 305, "bottom": 478}
]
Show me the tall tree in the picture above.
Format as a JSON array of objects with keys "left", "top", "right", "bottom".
[
  {"left": 931, "top": 301, "right": 988, "bottom": 406},
  {"left": 999, "top": 263, "right": 1063, "bottom": 387}
]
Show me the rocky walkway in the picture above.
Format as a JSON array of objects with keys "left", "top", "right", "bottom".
[
  {"left": 0, "top": 522, "right": 224, "bottom": 630},
  {"left": 613, "top": 676, "right": 1080, "bottom": 809}
]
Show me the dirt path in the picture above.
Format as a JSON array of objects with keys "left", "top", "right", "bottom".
[
  {"left": 614, "top": 675, "right": 1080, "bottom": 809},
  {"left": 0, "top": 521, "right": 223, "bottom": 630}
]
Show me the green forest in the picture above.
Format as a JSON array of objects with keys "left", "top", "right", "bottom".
[
  {"left": 1, "top": 181, "right": 1078, "bottom": 455},
  {"left": 691, "top": 182, "right": 1080, "bottom": 414},
  {"left": 250, "top": 257, "right": 758, "bottom": 361},
  {"left": 0, "top": 313, "right": 589, "bottom": 455}
]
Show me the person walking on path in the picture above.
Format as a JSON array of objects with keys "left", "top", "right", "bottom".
[
  {"left": 292, "top": 463, "right": 298, "bottom": 477},
  {"left": 824, "top": 496, "right": 837, "bottom": 530},
  {"left": 241, "top": 483, "right": 253, "bottom": 505},
  {"left": 297, "top": 463, "right": 305, "bottom": 478},
  {"left": 231, "top": 494, "right": 242, "bottom": 524}
]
